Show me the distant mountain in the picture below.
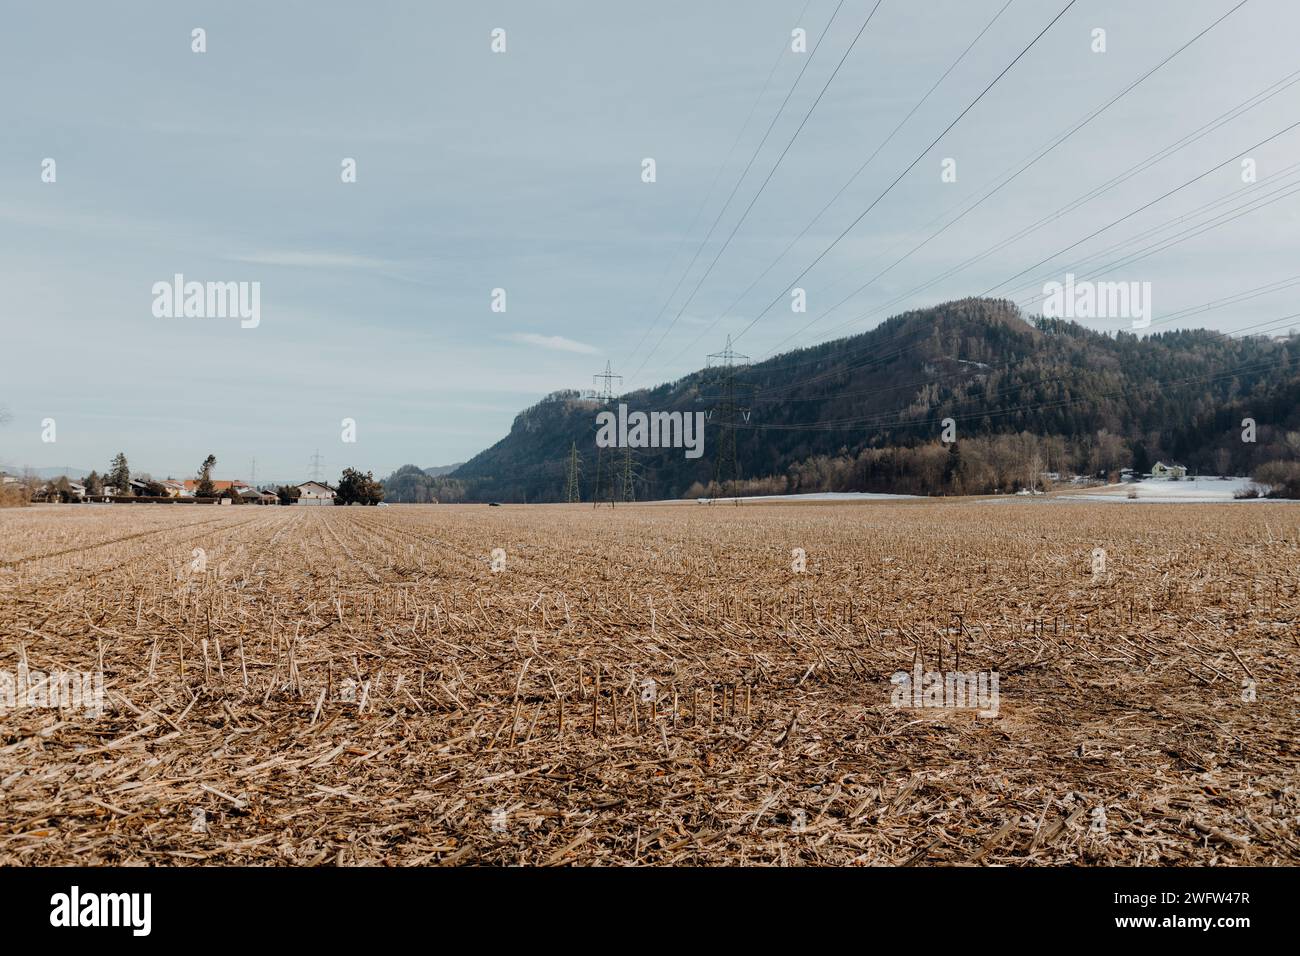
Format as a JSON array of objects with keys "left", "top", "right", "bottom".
[
  {"left": 380, "top": 464, "right": 466, "bottom": 503},
  {"left": 423, "top": 463, "right": 463, "bottom": 477},
  {"left": 433, "top": 298, "right": 1300, "bottom": 502},
  {"left": 0, "top": 465, "right": 96, "bottom": 480}
]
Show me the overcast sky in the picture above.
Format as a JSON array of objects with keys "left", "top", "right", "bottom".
[{"left": 2, "top": 0, "right": 1297, "bottom": 482}]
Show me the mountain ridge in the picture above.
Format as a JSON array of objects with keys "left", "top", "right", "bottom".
[{"left": 413, "top": 298, "right": 1300, "bottom": 501}]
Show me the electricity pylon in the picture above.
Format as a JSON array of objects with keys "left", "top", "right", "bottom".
[
  {"left": 704, "top": 336, "right": 754, "bottom": 501},
  {"left": 619, "top": 445, "right": 637, "bottom": 502},
  {"left": 593, "top": 361, "right": 622, "bottom": 402},
  {"left": 565, "top": 442, "right": 582, "bottom": 502},
  {"left": 591, "top": 362, "right": 625, "bottom": 505}
]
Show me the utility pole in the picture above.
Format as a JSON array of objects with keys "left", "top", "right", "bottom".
[
  {"left": 705, "top": 335, "right": 753, "bottom": 502},
  {"left": 309, "top": 449, "right": 324, "bottom": 483},
  {"left": 592, "top": 361, "right": 622, "bottom": 402},
  {"left": 249, "top": 457, "right": 257, "bottom": 489},
  {"left": 565, "top": 442, "right": 582, "bottom": 503}
]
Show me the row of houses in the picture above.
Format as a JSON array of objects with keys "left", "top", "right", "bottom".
[
  {"left": 19, "top": 476, "right": 340, "bottom": 504},
  {"left": 1043, "top": 461, "right": 1190, "bottom": 485}
]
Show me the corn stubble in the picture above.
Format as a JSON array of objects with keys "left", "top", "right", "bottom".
[{"left": 0, "top": 501, "right": 1296, "bottom": 866}]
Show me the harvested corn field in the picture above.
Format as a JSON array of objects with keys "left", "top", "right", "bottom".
[{"left": 0, "top": 501, "right": 1297, "bottom": 866}]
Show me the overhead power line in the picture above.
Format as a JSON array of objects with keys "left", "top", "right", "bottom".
[
  {"left": 620, "top": 0, "right": 817, "bottom": 372},
  {"left": 622, "top": 0, "right": 842, "bottom": 379},
  {"left": 757, "top": 97, "right": 1300, "bottom": 381},
  {"left": 773, "top": 156, "right": 1300, "bottom": 394},
  {"left": 1011, "top": 169, "right": 1300, "bottom": 304},
  {"left": 713, "top": 0, "right": 1082, "bottom": 360},
  {"left": 664, "top": 0, "right": 1017, "bottom": 370},
  {"left": 981, "top": 119, "right": 1300, "bottom": 297},
  {"left": 629, "top": 0, "right": 886, "bottom": 381},
  {"left": 759, "top": 4, "right": 1271, "bottom": 356}
]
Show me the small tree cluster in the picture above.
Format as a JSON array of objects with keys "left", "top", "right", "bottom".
[{"left": 335, "top": 468, "right": 384, "bottom": 505}]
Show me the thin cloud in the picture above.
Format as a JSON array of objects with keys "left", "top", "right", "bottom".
[
  {"left": 229, "top": 251, "right": 394, "bottom": 270},
  {"left": 225, "top": 250, "right": 447, "bottom": 289},
  {"left": 500, "top": 333, "right": 599, "bottom": 355}
]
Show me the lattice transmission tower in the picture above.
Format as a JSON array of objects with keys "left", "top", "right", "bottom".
[
  {"left": 592, "top": 361, "right": 622, "bottom": 402},
  {"left": 565, "top": 442, "right": 583, "bottom": 503},
  {"left": 704, "top": 336, "right": 755, "bottom": 502}
]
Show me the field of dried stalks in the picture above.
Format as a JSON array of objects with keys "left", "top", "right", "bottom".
[{"left": 0, "top": 500, "right": 1296, "bottom": 866}]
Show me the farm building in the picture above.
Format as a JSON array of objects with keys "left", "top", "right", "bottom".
[
  {"left": 296, "top": 481, "right": 336, "bottom": 505},
  {"left": 1150, "top": 461, "right": 1188, "bottom": 479}
]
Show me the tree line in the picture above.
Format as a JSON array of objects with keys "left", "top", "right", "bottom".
[{"left": 15, "top": 452, "right": 386, "bottom": 505}]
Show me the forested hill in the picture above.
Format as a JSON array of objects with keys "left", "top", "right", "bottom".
[{"left": 400, "top": 298, "right": 1300, "bottom": 502}]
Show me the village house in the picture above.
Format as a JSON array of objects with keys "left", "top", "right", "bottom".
[
  {"left": 1150, "top": 461, "right": 1188, "bottom": 479},
  {"left": 295, "top": 481, "right": 336, "bottom": 505},
  {"left": 160, "top": 479, "right": 190, "bottom": 498},
  {"left": 182, "top": 479, "right": 255, "bottom": 497}
]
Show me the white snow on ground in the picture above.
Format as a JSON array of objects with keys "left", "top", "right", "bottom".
[
  {"left": 702, "top": 489, "right": 925, "bottom": 504},
  {"left": 643, "top": 491, "right": 925, "bottom": 505},
  {"left": 641, "top": 479, "right": 1289, "bottom": 506},
  {"left": 1054, "top": 476, "right": 1271, "bottom": 503},
  {"left": 697, "top": 491, "right": 923, "bottom": 503}
]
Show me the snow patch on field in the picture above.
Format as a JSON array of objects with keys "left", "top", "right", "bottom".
[
  {"left": 655, "top": 491, "right": 925, "bottom": 505},
  {"left": 1056, "top": 476, "right": 1269, "bottom": 503},
  {"left": 643, "top": 479, "right": 1292, "bottom": 506},
  {"left": 710, "top": 491, "right": 923, "bottom": 503}
]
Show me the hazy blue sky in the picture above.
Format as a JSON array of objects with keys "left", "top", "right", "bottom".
[{"left": 2, "top": 0, "right": 1297, "bottom": 482}]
